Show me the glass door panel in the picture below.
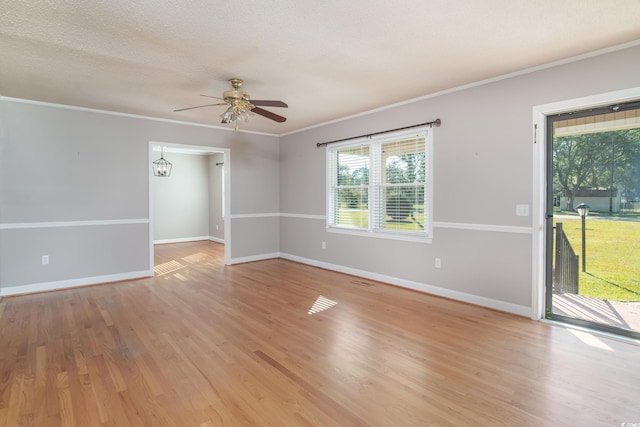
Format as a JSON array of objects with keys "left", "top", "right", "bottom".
[{"left": 546, "top": 101, "right": 640, "bottom": 340}]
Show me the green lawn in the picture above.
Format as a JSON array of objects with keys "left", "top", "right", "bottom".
[
  {"left": 554, "top": 216, "right": 640, "bottom": 302},
  {"left": 336, "top": 207, "right": 425, "bottom": 232}
]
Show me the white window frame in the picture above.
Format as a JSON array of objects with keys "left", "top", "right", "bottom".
[{"left": 326, "top": 127, "right": 433, "bottom": 243}]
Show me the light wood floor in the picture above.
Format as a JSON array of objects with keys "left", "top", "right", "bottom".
[{"left": 1, "top": 241, "right": 638, "bottom": 426}]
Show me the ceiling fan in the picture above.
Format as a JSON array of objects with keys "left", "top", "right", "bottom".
[{"left": 174, "top": 78, "right": 287, "bottom": 128}]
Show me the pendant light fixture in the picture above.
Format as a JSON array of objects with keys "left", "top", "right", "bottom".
[{"left": 153, "top": 147, "right": 172, "bottom": 177}]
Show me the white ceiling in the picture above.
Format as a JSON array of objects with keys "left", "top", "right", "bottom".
[{"left": 2, "top": 0, "right": 640, "bottom": 135}]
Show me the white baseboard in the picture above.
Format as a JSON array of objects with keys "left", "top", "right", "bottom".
[
  {"left": 154, "top": 236, "right": 214, "bottom": 245},
  {"left": 279, "top": 252, "right": 531, "bottom": 317},
  {"left": 229, "top": 252, "right": 280, "bottom": 265},
  {"left": 1, "top": 250, "right": 531, "bottom": 318},
  {"left": 208, "top": 236, "right": 225, "bottom": 244},
  {"left": 0, "top": 270, "right": 152, "bottom": 297}
]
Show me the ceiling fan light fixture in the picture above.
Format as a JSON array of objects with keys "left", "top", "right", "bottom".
[
  {"left": 175, "top": 78, "right": 287, "bottom": 128},
  {"left": 239, "top": 109, "right": 254, "bottom": 123},
  {"left": 220, "top": 106, "right": 235, "bottom": 123},
  {"left": 220, "top": 98, "right": 255, "bottom": 127}
]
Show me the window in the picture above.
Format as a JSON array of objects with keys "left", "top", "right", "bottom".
[{"left": 327, "top": 128, "right": 432, "bottom": 242}]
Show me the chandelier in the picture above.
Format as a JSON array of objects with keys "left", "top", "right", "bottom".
[{"left": 152, "top": 148, "right": 172, "bottom": 177}]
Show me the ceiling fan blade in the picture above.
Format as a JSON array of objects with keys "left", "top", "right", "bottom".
[
  {"left": 251, "top": 100, "right": 288, "bottom": 108},
  {"left": 252, "top": 106, "right": 287, "bottom": 123},
  {"left": 200, "top": 94, "right": 224, "bottom": 100},
  {"left": 174, "top": 103, "right": 226, "bottom": 112}
]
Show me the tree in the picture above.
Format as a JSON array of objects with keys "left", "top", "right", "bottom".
[
  {"left": 349, "top": 166, "right": 369, "bottom": 208},
  {"left": 385, "top": 152, "right": 426, "bottom": 205},
  {"left": 553, "top": 129, "right": 640, "bottom": 211},
  {"left": 611, "top": 129, "right": 640, "bottom": 199},
  {"left": 351, "top": 167, "right": 369, "bottom": 185},
  {"left": 385, "top": 153, "right": 425, "bottom": 184},
  {"left": 337, "top": 163, "right": 352, "bottom": 186},
  {"left": 400, "top": 152, "right": 426, "bottom": 205}
]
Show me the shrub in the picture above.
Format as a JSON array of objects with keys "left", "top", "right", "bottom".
[{"left": 386, "top": 194, "right": 412, "bottom": 221}]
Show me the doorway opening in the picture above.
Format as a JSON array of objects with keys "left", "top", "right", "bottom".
[
  {"left": 148, "top": 142, "right": 231, "bottom": 271},
  {"left": 544, "top": 100, "right": 640, "bottom": 340}
]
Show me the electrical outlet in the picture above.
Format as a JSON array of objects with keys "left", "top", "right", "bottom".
[
  {"left": 42, "top": 255, "right": 49, "bottom": 265},
  {"left": 435, "top": 258, "right": 441, "bottom": 268},
  {"left": 322, "top": 241, "right": 326, "bottom": 249}
]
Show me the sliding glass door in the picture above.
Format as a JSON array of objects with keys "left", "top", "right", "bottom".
[{"left": 545, "top": 100, "right": 640, "bottom": 340}]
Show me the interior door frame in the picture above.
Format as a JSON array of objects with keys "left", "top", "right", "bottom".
[
  {"left": 148, "top": 141, "right": 232, "bottom": 272},
  {"left": 531, "top": 86, "right": 640, "bottom": 321}
]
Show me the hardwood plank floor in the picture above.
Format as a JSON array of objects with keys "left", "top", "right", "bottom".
[{"left": 0, "top": 241, "right": 638, "bottom": 426}]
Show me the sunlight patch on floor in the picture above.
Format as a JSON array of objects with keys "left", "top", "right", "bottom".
[
  {"left": 154, "top": 260, "right": 185, "bottom": 276},
  {"left": 182, "top": 252, "right": 208, "bottom": 264},
  {"left": 568, "top": 328, "right": 614, "bottom": 352},
  {"left": 173, "top": 273, "right": 189, "bottom": 282},
  {"left": 308, "top": 295, "right": 338, "bottom": 315}
]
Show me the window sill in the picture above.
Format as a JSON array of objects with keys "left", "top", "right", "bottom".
[{"left": 327, "top": 226, "right": 432, "bottom": 244}]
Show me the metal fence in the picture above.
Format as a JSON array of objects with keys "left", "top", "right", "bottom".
[{"left": 553, "top": 222, "right": 579, "bottom": 294}]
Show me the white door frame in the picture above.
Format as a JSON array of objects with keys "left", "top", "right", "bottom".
[
  {"left": 148, "top": 141, "right": 232, "bottom": 272},
  {"left": 531, "top": 86, "right": 640, "bottom": 320}
]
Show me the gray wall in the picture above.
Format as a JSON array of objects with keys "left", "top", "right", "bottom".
[
  {"left": 153, "top": 151, "right": 211, "bottom": 242},
  {"left": 208, "top": 153, "right": 225, "bottom": 241},
  {"left": 0, "top": 101, "right": 279, "bottom": 293},
  {"left": 279, "top": 44, "right": 640, "bottom": 315},
  {"left": 1, "top": 44, "right": 639, "bottom": 313}
]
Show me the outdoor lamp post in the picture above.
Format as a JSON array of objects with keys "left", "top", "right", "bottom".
[{"left": 576, "top": 203, "right": 590, "bottom": 272}]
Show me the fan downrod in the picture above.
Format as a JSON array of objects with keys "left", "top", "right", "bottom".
[{"left": 229, "top": 78, "right": 244, "bottom": 90}]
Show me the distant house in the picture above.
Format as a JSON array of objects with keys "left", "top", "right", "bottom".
[{"left": 560, "top": 188, "right": 621, "bottom": 213}]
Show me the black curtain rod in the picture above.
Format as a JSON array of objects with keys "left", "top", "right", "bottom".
[{"left": 316, "top": 119, "right": 441, "bottom": 148}]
